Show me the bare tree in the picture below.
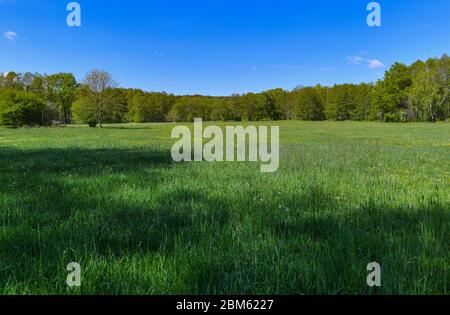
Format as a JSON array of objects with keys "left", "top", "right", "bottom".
[{"left": 82, "top": 70, "right": 117, "bottom": 128}]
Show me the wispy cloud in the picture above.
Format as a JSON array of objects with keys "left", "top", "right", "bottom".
[
  {"left": 347, "top": 51, "right": 369, "bottom": 65},
  {"left": 347, "top": 55, "right": 365, "bottom": 65},
  {"left": 367, "top": 59, "right": 384, "bottom": 69},
  {"left": 4, "top": 31, "right": 17, "bottom": 41},
  {"left": 319, "top": 66, "right": 336, "bottom": 72},
  {"left": 347, "top": 51, "right": 384, "bottom": 69}
]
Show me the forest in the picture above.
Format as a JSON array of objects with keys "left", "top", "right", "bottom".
[{"left": 0, "top": 54, "right": 448, "bottom": 127}]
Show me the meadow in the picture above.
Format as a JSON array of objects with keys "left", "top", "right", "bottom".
[{"left": 0, "top": 121, "right": 448, "bottom": 295}]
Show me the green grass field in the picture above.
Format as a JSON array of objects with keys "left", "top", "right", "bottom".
[{"left": 0, "top": 121, "right": 448, "bottom": 295}]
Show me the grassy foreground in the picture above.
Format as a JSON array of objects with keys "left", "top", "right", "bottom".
[{"left": 0, "top": 121, "right": 448, "bottom": 295}]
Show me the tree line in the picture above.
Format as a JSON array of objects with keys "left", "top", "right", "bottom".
[{"left": 0, "top": 54, "right": 448, "bottom": 127}]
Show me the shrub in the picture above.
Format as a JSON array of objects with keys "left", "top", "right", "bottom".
[
  {"left": 87, "top": 119, "right": 98, "bottom": 128},
  {"left": 72, "top": 98, "right": 97, "bottom": 124},
  {"left": 0, "top": 90, "right": 47, "bottom": 127},
  {"left": 383, "top": 112, "right": 401, "bottom": 122}
]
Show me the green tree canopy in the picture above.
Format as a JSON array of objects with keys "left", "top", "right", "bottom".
[
  {"left": 46, "top": 73, "right": 78, "bottom": 124},
  {"left": 0, "top": 90, "right": 47, "bottom": 127}
]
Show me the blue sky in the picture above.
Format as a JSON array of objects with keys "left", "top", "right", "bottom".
[{"left": 1, "top": 0, "right": 449, "bottom": 96}]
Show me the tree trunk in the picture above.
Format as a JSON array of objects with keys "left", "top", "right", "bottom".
[
  {"left": 429, "top": 101, "right": 435, "bottom": 122},
  {"left": 99, "top": 110, "right": 103, "bottom": 128}
]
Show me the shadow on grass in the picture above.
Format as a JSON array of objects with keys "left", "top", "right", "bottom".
[
  {"left": 0, "top": 147, "right": 448, "bottom": 294},
  {"left": 0, "top": 147, "right": 233, "bottom": 294},
  {"left": 180, "top": 189, "right": 449, "bottom": 294},
  {"left": 0, "top": 147, "right": 172, "bottom": 174}
]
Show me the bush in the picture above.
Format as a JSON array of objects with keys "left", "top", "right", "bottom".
[
  {"left": 87, "top": 119, "right": 98, "bottom": 128},
  {"left": 0, "top": 90, "right": 47, "bottom": 127},
  {"left": 383, "top": 112, "right": 401, "bottom": 122},
  {"left": 72, "top": 98, "right": 97, "bottom": 124}
]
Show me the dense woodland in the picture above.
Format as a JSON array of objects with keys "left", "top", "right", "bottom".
[{"left": 0, "top": 54, "right": 448, "bottom": 127}]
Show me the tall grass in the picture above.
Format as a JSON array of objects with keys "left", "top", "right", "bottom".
[{"left": 0, "top": 122, "right": 448, "bottom": 294}]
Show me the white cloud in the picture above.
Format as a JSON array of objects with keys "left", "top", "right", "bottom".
[
  {"left": 4, "top": 31, "right": 17, "bottom": 41},
  {"left": 367, "top": 59, "right": 385, "bottom": 69},
  {"left": 347, "top": 55, "right": 365, "bottom": 65},
  {"left": 347, "top": 51, "right": 385, "bottom": 69},
  {"left": 347, "top": 51, "right": 369, "bottom": 65}
]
